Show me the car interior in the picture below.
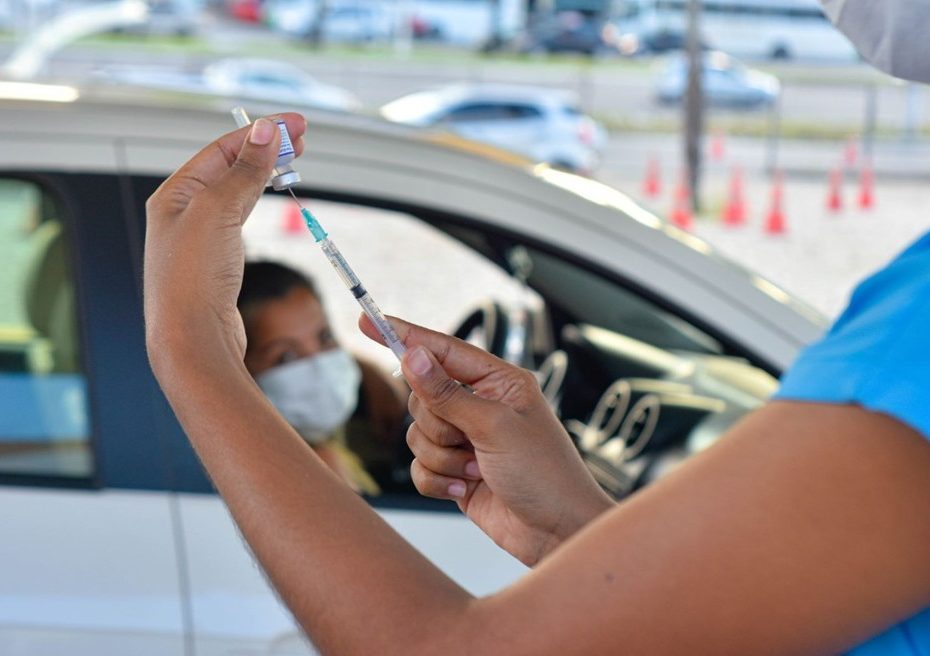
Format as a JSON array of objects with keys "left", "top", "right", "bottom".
[{"left": 0, "top": 174, "right": 778, "bottom": 502}]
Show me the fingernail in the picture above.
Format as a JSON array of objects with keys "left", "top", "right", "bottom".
[
  {"left": 249, "top": 118, "right": 275, "bottom": 146},
  {"left": 465, "top": 460, "right": 480, "bottom": 478},
  {"left": 448, "top": 481, "right": 467, "bottom": 498},
  {"left": 407, "top": 346, "right": 432, "bottom": 377}
]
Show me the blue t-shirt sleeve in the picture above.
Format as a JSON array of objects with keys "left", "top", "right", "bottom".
[{"left": 775, "top": 231, "right": 930, "bottom": 440}]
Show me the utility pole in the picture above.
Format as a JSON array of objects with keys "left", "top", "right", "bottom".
[
  {"left": 484, "top": 0, "right": 504, "bottom": 52},
  {"left": 684, "top": 0, "right": 704, "bottom": 212},
  {"left": 306, "top": 0, "right": 330, "bottom": 48}
]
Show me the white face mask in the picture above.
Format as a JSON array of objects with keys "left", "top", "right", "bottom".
[
  {"left": 823, "top": 0, "right": 930, "bottom": 82},
  {"left": 256, "top": 349, "right": 361, "bottom": 444}
]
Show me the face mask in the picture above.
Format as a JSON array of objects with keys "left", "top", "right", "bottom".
[
  {"left": 256, "top": 349, "right": 361, "bottom": 444},
  {"left": 823, "top": 0, "right": 930, "bottom": 82}
]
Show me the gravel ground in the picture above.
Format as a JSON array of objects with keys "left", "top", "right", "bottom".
[{"left": 603, "top": 168, "right": 930, "bottom": 320}]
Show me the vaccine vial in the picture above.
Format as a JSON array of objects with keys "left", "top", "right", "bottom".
[
  {"left": 230, "top": 106, "right": 302, "bottom": 191},
  {"left": 269, "top": 119, "right": 301, "bottom": 191}
]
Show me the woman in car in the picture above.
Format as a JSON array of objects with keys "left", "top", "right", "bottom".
[
  {"left": 238, "top": 260, "right": 407, "bottom": 495},
  {"left": 145, "top": 83, "right": 930, "bottom": 656}
]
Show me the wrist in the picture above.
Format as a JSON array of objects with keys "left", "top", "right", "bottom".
[
  {"left": 147, "top": 319, "right": 247, "bottom": 384},
  {"left": 551, "top": 485, "right": 615, "bottom": 546}
]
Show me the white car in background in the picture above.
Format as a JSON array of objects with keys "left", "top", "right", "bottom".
[
  {"left": 655, "top": 51, "right": 781, "bottom": 109},
  {"left": 202, "top": 58, "right": 361, "bottom": 112},
  {"left": 96, "top": 57, "right": 361, "bottom": 112},
  {"left": 380, "top": 84, "right": 608, "bottom": 174},
  {"left": 0, "top": 83, "right": 822, "bottom": 654},
  {"left": 267, "top": 0, "right": 394, "bottom": 43}
]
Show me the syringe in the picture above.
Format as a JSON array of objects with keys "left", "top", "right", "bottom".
[
  {"left": 286, "top": 189, "right": 408, "bottom": 365},
  {"left": 230, "top": 107, "right": 407, "bottom": 367}
]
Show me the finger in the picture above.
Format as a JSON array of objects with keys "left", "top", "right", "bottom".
[
  {"left": 410, "top": 458, "right": 474, "bottom": 502},
  {"left": 149, "top": 114, "right": 307, "bottom": 221},
  {"left": 408, "top": 396, "right": 468, "bottom": 447},
  {"left": 401, "top": 344, "right": 504, "bottom": 433},
  {"left": 407, "top": 423, "right": 479, "bottom": 480},
  {"left": 200, "top": 118, "right": 285, "bottom": 224},
  {"left": 358, "top": 313, "right": 512, "bottom": 387},
  {"left": 171, "top": 113, "right": 306, "bottom": 191}
]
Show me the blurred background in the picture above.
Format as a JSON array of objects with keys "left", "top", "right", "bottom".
[{"left": 2, "top": 0, "right": 928, "bottom": 320}]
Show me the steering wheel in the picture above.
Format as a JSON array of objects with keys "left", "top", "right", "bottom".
[{"left": 452, "top": 301, "right": 510, "bottom": 358}]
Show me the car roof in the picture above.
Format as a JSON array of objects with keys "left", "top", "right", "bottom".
[{"left": 0, "top": 82, "right": 824, "bottom": 370}]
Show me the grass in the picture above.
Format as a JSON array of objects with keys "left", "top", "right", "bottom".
[{"left": 596, "top": 113, "right": 915, "bottom": 141}]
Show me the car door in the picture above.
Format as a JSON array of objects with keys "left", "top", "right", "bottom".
[
  {"left": 442, "top": 102, "right": 546, "bottom": 160},
  {"left": 0, "top": 163, "right": 187, "bottom": 653}
]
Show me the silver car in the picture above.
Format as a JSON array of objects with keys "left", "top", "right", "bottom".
[
  {"left": 656, "top": 50, "right": 781, "bottom": 109},
  {"left": 381, "top": 84, "right": 609, "bottom": 174}
]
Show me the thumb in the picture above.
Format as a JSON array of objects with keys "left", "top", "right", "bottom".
[
  {"left": 403, "top": 345, "right": 498, "bottom": 435},
  {"left": 213, "top": 118, "right": 282, "bottom": 223}
]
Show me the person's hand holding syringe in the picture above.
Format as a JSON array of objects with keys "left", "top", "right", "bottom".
[{"left": 231, "top": 107, "right": 408, "bottom": 369}]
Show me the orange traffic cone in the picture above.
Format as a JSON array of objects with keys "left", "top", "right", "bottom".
[
  {"left": 858, "top": 163, "right": 875, "bottom": 211},
  {"left": 764, "top": 171, "right": 787, "bottom": 236},
  {"left": 710, "top": 130, "right": 726, "bottom": 162},
  {"left": 722, "top": 166, "right": 747, "bottom": 227},
  {"left": 670, "top": 175, "right": 694, "bottom": 231},
  {"left": 826, "top": 169, "right": 844, "bottom": 213},
  {"left": 282, "top": 202, "right": 304, "bottom": 235},
  {"left": 642, "top": 157, "right": 662, "bottom": 198}
]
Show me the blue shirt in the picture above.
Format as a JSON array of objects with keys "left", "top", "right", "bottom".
[{"left": 775, "top": 231, "right": 930, "bottom": 655}]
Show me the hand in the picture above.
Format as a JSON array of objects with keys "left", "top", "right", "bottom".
[
  {"left": 144, "top": 114, "right": 307, "bottom": 371},
  {"left": 360, "top": 316, "right": 614, "bottom": 567}
]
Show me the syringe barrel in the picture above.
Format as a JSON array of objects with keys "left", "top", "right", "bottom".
[
  {"left": 320, "top": 239, "right": 361, "bottom": 289},
  {"left": 319, "top": 238, "right": 406, "bottom": 360},
  {"left": 358, "top": 291, "right": 407, "bottom": 361}
]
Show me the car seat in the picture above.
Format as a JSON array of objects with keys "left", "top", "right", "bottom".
[{"left": 22, "top": 219, "right": 79, "bottom": 374}]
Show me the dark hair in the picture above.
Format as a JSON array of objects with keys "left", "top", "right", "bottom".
[{"left": 238, "top": 261, "right": 319, "bottom": 318}]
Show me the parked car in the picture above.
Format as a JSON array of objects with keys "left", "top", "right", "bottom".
[
  {"left": 0, "top": 83, "right": 823, "bottom": 654},
  {"left": 380, "top": 84, "right": 608, "bottom": 174},
  {"left": 119, "top": 0, "right": 203, "bottom": 37},
  {"left": 655, "top": 50, "right": 781, "bottom": 109},
  {"left": 266, "top": 0, "right": 394, "bottom": 43},
  {"left": 513, "top": 10, "right": 621, "bottom": 56},
  {"left": 96, "top": 57, "right": 361, "bottom": 112},
  {"left": 202, "top": 58, "right": 361, "bottom": 111}
]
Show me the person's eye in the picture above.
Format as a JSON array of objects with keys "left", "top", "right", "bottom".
[
  {"left": 320, "top": 328, "right": 336, "bottom": 347},
  {"left": 276, "top": 349, "right": 300, "bottom": 366}
]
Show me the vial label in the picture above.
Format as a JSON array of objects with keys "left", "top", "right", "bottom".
[{"left": 275, "top": 120, "right": 295, "bottom": 161}]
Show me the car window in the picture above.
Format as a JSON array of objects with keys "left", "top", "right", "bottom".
[
  {"left": 446, "top": 102, "right": 542, "bottom": 123},
  {"left": 522, "top": 246, "right": 723, "bottom": 355},
  {"left": 0, "top": 179, "right": 93, "bottom": 479},
  {"left": 243, "top": 72, "right": 290, "bottom": 87}
]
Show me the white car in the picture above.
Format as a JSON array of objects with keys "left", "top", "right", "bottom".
[
  {"left": 96, "top": 57, "right": 361, "bottom": 112},
  {"left": 0, "top": 83, "right": 823, "bottom": 655},
  {"left": 267, "top": 0, "right": 394, "bottom": 43},
  {"left": 655, "top": 51, "right": 781, "bottom": 109},
  {"left": 380, "top": 84, "right": 608, "bottom": 174},
  {"left": 202, "top": 58, "right": 361, "bottom": 112}
]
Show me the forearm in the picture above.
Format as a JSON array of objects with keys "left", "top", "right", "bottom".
[{"left": 150, "top": 340, "right": 475, "bottom": 654}]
